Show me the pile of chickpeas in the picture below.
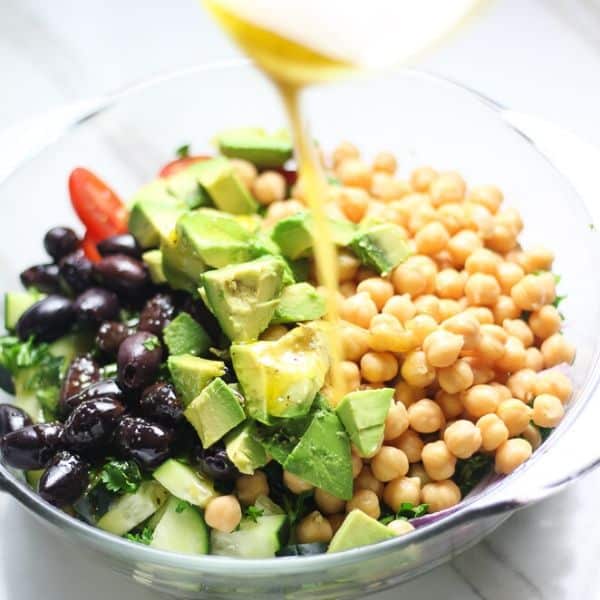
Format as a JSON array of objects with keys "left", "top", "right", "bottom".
[{"left": 224, "top": 143, "right": 575, "bottom": 545}]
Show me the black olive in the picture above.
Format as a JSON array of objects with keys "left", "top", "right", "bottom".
[
  {"left": 117, "top": 332, "right": 162, "bottom": 390},
  {"left": 97, "top": 234, "right": 141, "bottom": 259},
  {"left": 59, "top": 378, "right": 124, "bottom": 419},
  {"left": 194, "top": 443, "right": 239, "bottom": 482},
  {"left": 114, "top": 417, "right": 172, "bottom": 470},
  {"left": 15, "top": 295, "right": 74, "bottom": 342},
  {"left": 138, "top": 293, "right": 176, "bottom": 336},
  {"left": 19, "top": 264, "right": 61, "bottom": 294},
  {"left": 139, "top": 382, "right": 183, "bottom": 427},
  {"left": 63, "top": 398, "right": 125, "bottom": 452},
  {"left": 180, "top": 294, "right": 221, "bottom": 341},
  {"left": 0, "top": 423, "right": 64, "bottom": 470},
  {"left": 39, "top": 451, "right": 89, "bottom": 506},
  {"left": 0, "top": 404, "right": 32, "bottom": 436},
  {"left": 95, "top": 321, "right": 135, "bottom": 356},
  {"left": 44, "top": 227, "right": 80, "bottom": 262},
  {"left": 93, "top": 254, "right": 149, "bottom": 300},
  {"left": 60, "top": 355, "right": 101, "bottom": 401},
  {"left": 73, "top": 287, "right": 120, "bottom": 325},
  {"left": 59, "top": 250, "right": 93, "bottom": 294}
]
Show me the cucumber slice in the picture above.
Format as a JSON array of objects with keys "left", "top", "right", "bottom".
[
  {"left": 25, "top": 469, "right": 44, "bottom": 490},
  {"left": 3, "top": 290, "right": 44, "bottom": 330},
  {"left": 211, "top": 514, "right": 288, "bottom": 558},
  {"left": 254, "top": 495, "right": 284, "bottom": 516},
  {"left": 153, "top": 459, "right": 216, "bottom": 508},
  {"left": 150, "top": 496, "right": 209, "bottom": 555},
  {"left": 97, "top": 481, "right": 168, "bottom": 536}
]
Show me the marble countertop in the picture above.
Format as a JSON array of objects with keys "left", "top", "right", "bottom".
[{"left": 1, "top": 1, "right": 600, "bottom": 598}]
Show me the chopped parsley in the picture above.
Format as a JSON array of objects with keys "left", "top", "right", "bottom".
[
  {"left": 244, "top": 505, "right": 265, "bottom": 523},
  {"left": 175, "top": 144, "right": 191, "bottom": 158},
  {"left": 125, "top": 526, "right": 153, "bottom": 546},
  {"left": 142, "top": 336, "right": 161, "bottom": 351},
  {"left": 175, "top": 500, "right": 192, "bottom": 513},
  {"left": 99, "top": 459, "right": 143, "bottom": 494},
  {"left": 453, "top": 453, "right": 493, "bottom": 496},
  {"left": 379, "top": 502, "right": 429, "bottom": 525}
]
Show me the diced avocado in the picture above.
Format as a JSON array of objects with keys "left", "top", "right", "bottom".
[
  {"left": 160, "top": 230, "right": 206, "bottom": 293},
  {"left": 231, "top": 323, "right": 330, "bottom": 423},
  {"left": 194, "top": 156, "right": 258, "bottom": 214},
  {"left": 153, "top": 459, "right": 217, "bottom": 507},
  {"left": 336, "top": 388, "right": 393, "bottom": 458},
  {"left": 252, "top": 411, "right": 314, "bottom": 464},
  {"left": 184, "top": 378, "right": 245, "bottom": 447},
  {"left": 217, "top": 127, "right": 293, "bottom": 168},
  {"left": 97, "top": 481, "right": 168, "bottom": 536},
  {"left": 350, "top": 223, "right": 411, "bottom": 275},
  {"left": 167, "top": 354, "right": 226, "bottom": 406},
  {"left": 234, "top": 213, "right": 262, "bottom": 233},
  {"left": 271, "top": 283, "right": 326, "bottom": 324},
  {"left": 201, "top": 256, "right": 285, "bottom": 343},
  {"left": 225, "top": 422, "right": 268, "bottom": 475},
  {"left": 327, "top": 509, "right": 396, "bottom": 553},
  {"left": 286, "top": 258, "right": 310, "bottom": 283},
  {"left": 165, "top": 163, "right": 211, "bottom": 209},
  {"left": 142, "top": 249, "right": 167, "bottom": 284},
  {"left": 150, "top": 496, "right": 209, "bottom": 555},
  {"left": 4, "top": 290, "right": 44, "bottom": 330},
  {"left": 163, "top": 312, "right": 211, "bottom": 357},
  {"left": 283, "top": 405, "right": 353, "bottom": 500}
]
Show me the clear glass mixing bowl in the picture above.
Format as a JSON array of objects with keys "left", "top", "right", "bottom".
[{"left": 1, "top": 61, "right": 600, "bottom": 599}]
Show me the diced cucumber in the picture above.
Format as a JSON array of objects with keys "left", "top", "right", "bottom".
[
  {"left": 25, "top": 469, "right": 44, "bottom": 490},
  {"left": 97, "top": 481, "right": 168, "bottom": 536},
  {"left": 49, "top": 332, "right": 93, "bottom": 364},
  {"left": 3, "top": 290, "right": 44, "bottom": 330},
  {"left": 254, "top": 495, "right": 284, "bottom": 516},
  {"left": 150, "top": 496, "right": 209, "bottom": 555},
  {"left": 211, "top": 514, "right": 288, "bottom": 558},
  {"left": 153, "top": 459, "right": 216, "bottom": 508}
]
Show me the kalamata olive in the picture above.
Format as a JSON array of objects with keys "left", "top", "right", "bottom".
[
  {"left": 59, "top": 250, "right": 93, "bottom": 294},
  {"left": 0, "top": 423, "right": 64, "bottom": 470},
  {"left": 194, "top": 443, "right": 239, "bottom": 482},
  {"left": 139, "top": 382, "right": 183, "bottom": 427},
  {"left": 0, "top": 404, "right": 32, "bottom": 436},
  {"left": 15, "top": 295, "right": 74, "bottom": 342},
  {"left": 60, "top": 355, "right": 101, "bottom": 401},
  {"left": 117, "top": 332, "right": 162, "bottom": 390},
  {"left": 114, "top": 417, "right": 172, "bottom": 470},
  {"left": 39, "top": 451, "right": 89, "bottom": 506},
  {"left": 63, "top": 398, "right": 125, "bottom": 452},
  {"left": 73, "top": 288, "right": 120, "bottom": 325},
  {"left": 93, "top": 254, "right": 149, "bottom": 299},
  {"left": 59, "top": 378, "right": 124, "bottom": 419},
  {"left": 180, "top": 294, "right": 221, "bottom": 341},
  {"left": 44, "top": 227, "right": 80, "bottom": 262},
  {"left": 19, "top": 264, "right": 61, "bottom": 294},
  {"left": 97, "top": 234, "right": 141, "bottom": 259},
  {"left": 95, "top": 321, "right": 135, "bottom": 356},
  {"left": 138, "top": 293, "right": 176, "bottom": 336}
]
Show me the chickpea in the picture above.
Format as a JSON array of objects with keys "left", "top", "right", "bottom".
[
  {"left": 461, "top": 384, "right": 500, "bottom": 418},
  {"left": 340, "top": 320, "right": 371, "bottom": 362},
  {"left": 506, "top": 369, "right": 537, "bottom": 403},
  {"left": 204, "top": 495, "right": 242, "bottom": 533},
  {"left": 230, "top": 158, "right": 258, "bottom": 190},
  {"left": 529, "top": 305, "right": 562, "bottom": 340},
  {"left": 410, "top": 166, "right": 438, "bottom": 192},
  {"left": 491, "top": 382, "right": 512, "bottom": 401},
  {"left": 444, "top": 420, "right": 482, "bottom": 459},
  {"left": 435, "top": 391, "right": 463, "bottom": 419},
  {"left": 392, "top": 262, "right": 433, "bottom": 298},
  {"left": 421, "top": 480, "right": 461, "bottom": 512},
  {"left": 532, "top": 393, "right": 564, "bottom": 428},
  {"left": 487, "top": 223, "right": 518, "bottom": 253},
  {"left": 438, "top": 299, "right": 462, "bottom": 322},
  {"left": 236, "top": 471, "right": 269, "bottom": 505},
  {"left": 469, "top": 362, "right": 496, "bottom": 385},
  {"left": 434, "top": 268, "right": 464, "bottom": 300},
  {"left": 495, "top": 336, "right": 527, "bottom": 372},
  {"left": 381, "top": 294, "right": 415, "bottom": 324},
  {"left": 391, "top": 429, "right": 425, "bottom": 463},
  {"left": 340, "top": 292, "right": 378, "bottom": 329},
  {"left": 495, "top": 438, "right": 532, "bottom": 474},
  {"left": 438, "top": 359, "right": 474, "bottom": 394},
  {"left": 421, "top": 441, "right": 456, "bottom": 481},
  {"left": 394, "top": 381, "right": 426, "bottom": 408},
  {"left": 524, "top": 347, "right": 545, "bottom": 372},
  {"left": 414, "top": 222, "right": 449, "bottom": 256},
  {"left": 371, "top": 446, "right": 410, "bottom": 482},
  {"left": 384, "top": 402, "right": 410, "bottom": 440},
  {"left": 521, "top": 423, "right": 543, "bottom": 451},
  {"left": 465, "top": 202, "right": 494, "bottom": 237},
  {"left": 511, "top": 273, "right": 556, "bottom": 311},
  {"left": 475, "top": 333, "right": 506, "bottom": 365},
  {"left": 496, "top": 398, "right": 532, "bottom": 436},
  {"left": 357, "top": 278, "right": 394, "bottom": 310},
  {"left": 493, "top": 296, "right": 521, "bottom": 324},
  {"left": 296, "top": 511, "right": 333, "bottom": 544},
  {"left": 496, "top": 261, "right": 525, "bottom": 294},
  {"left": 448, "top": 230, "right": 483, "bottom": 267},
  {"left": 358, "top": 268, "right": 380, "bottom": 284},
  {"left": 368, "top": 314, "right": 412, "bottom": 354},
  {"left": 503, "top": 319, "right": 534, "bottom": 348},
  {"left": 405, "top": 314, "right": 438, "bottom": 346},
  {"left": 337, "top": 158, "right": 372, "bottom": 189},
  {"left": 476, "top": 414, "right": 509, "bottom": 451},
  {"left": 334, "top": 187, "right": 368, "bottom": 223},
  {"left": 337, "top": 250, "right": 360, "bottom": 283},
  {"left": 361, "top": 351, "right": 399, "bottom": 383},
  {"left": 496, "top": 207, "right": 524, "bottom": 235},
  {"left": 315, "top": 488, "right": 346, "bottom": 515},
  {"left": 283, "top": 471, "right": 314, "bottom": 494},
  {"left": 414, "top": 294, "right": 442, "bottom": 322},
  {"left": 430, "top": 172, "right": 466, "bottom": 207},
  {"left": 408, "top": 204, "right": 438, "bottom": 235},
  {"left": 260, "top": 324, "right": 288, "bottom": 341},
  {"left": 465, "top": 273, "right": 501, "bottom": 307},
  {"left": 520, "top": 246, "right": 554, "bottom": 273},
  {"left": 338, "top": 282, "right": 356, "bottom": 298},
  {"left": 464, "top": 306, "right": 495, "bottom": 325},
  {"left": 346, "top": 489, "right": 381, "bottom": 519},
  {"left": 422, "top": 329, "right": 464, "bottom": 368},
  {"left": 328, "top": 513, "right": 346, "bottom": 534},
  {"left": 408, "top": 463, "right": 432, "bottom": 486},
  {"left": 371, "top": 173, "right": 410, "bottom": 201},
  {"left": 372, "top": 151, "right": 397, "bottom": 174},
  {"left": 401, "top": 351, "right": 436, "bottom": 388},
  {"left": 469, "top": 184, "right": 503, "bottom": 214},
  {"left": 340, "top": 360, "right": 361, "bottom": 393},
  {"left": 534, "top": 370, "right": 572, "bottom": 404},
  {"left": 332, "top": 141, "right": 360, "bottom": 167},
  {"left": 405, "top": 399, "right": 443, "bottom": 434},
  {"left": 435, "top": 203, "right": 465, "bottom": 235},
  {"left": 442, "top": 313, "right": 481, "bottom": 350},
  {"left": 387, "top": 519, "right": 415, "bottom": 536},
  {"left": 351, "top": 453, "right": 363, "bottom": 479},
  {"left": 540, "top": 333, "right": 575, "bottom": 367},
  {"left": 263, "top": 199, "right": 304, "bottom": 227},
  {"left": 464, "top": 248, "right": 500, "bottom": 275},
  {"left": 252, "top": 171, "right": 286, "bottom": 205},
  {"left": 354, "top": 465, "right": 384, "bottom": 497},
  {"left": 383, "top": 476, "right": 421, "bottom": 511}
]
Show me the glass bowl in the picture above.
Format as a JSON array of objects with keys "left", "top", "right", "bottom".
[{"left": 1, "top": 61, "right": 600, "bottom": 599}]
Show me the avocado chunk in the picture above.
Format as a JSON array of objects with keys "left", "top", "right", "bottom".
[
  {"left": 271, "top": 212, "right": 356, "bottom": 260},
  {"left": 142, "top": 249, "right": 167, "bottom": 284},
  {"left": 336, "top": 388, "right": 393, "bottom": 458},
  {"left": 153, "top": 459, "right": 216, "bottom": 507},
  {"left": 350, "top": 223, "right": 411, "bottom": 275},
  {"left": 327, "top": 509, "right": 396, "bottom": 553},
  {"left": 165, "top": 162, "right": 211, "bottom": 209},
  {"left": 160, "top": 229, "right": 207, "bottom": 293},
  {"left": 167, "top": 354, "right": 226, "bottom": 406},
  {"left": 4, "top": 290, "right": 45, "bottom": 330},
  {"left": 163, "top": 312, "right": 211, "bottom": 357},
  {"left": 201, "top": 256, "right": 285, "bottom": 343},
  {"left": 231, "top": 323, "right": 330, "bottom": 423},
  {"left": 284, "top": 404, "right": 353, "bottom": 500},
  {"left": 271, "top": 283, "right": 326, "bottom": 324},
  {"left": 184, "top": 378, "right": 245, "bottom": 447},
  {"left": 217, "top": 127, "right": 293, "bottom": 168},
  {"left": 225, "top": 422, "right": 269, "bottom": 475}
]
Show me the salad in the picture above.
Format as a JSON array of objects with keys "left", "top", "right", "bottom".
[{"left": 0, "top": 129, "right": 575, "bottom": 557}]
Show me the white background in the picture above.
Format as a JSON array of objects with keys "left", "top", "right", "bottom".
[{"left": 1, "top": 1, "right": 600, "bottom": 598}]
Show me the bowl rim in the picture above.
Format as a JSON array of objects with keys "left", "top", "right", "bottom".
[{"left": 1, "top": 60, "right": 600, "bottom": 575}]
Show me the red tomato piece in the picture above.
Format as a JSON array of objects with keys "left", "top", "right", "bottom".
[
  {"left": 158, "top": 155, "right": 211, "bottom": 178},
  {"left": 81, "top": 231, "right": 102, "bottom": 262},
  {"left": 275, "top": 167, "right": 298, "bottom": 187}
]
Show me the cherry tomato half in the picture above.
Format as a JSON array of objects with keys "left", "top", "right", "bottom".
[
  {"left": 159, "top": 155, "right": 210, "bottom": 178},
  {"left": 69, "top": 167, "right": 128, "bottom": 240},
  {"left": 81, "top": 231, "right": 102, "bottom": 263}
]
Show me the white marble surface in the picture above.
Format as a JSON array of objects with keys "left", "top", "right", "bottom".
[{"left": 1, "top": 0, "right": 600, "bottom": 598}]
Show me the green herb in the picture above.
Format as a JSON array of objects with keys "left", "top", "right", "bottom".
[
  {"left": 101, "top": 363, "right": 118, "bottom": 379},
  {"left": 142, "top": 336, "right": 161, "bottom": 351},
  {"left": 553, "top": 294, "right": 567, "bottom": 309},
  {"left": 327, "top": 175, "right": 341, "bottom": 186},
  {"left": 538, "top": 426, "right": 553, "bottom": 441},
  {"left": 119, "top": 308, "right": 139, "bottom": 327},
  {"left": 99, "top": 460, "right": 143, "bottom": 494},
  {"left": 453, "top": 453, "right": 493, "bottom": 496},
  {"left": 175, "top": 500, "right": 192, "bottom": 513},
  {"left": 125, "top": 526, "right": 153, "bottom": 545},
  {"left": 244, "top": 505, "right": 264, "bottom": 523},
  {"left": 176, "top": 144, "right": 190, "bottom": 158},
  {"left": 379, "top": 502, "right": 429, "bottom": 525}
]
